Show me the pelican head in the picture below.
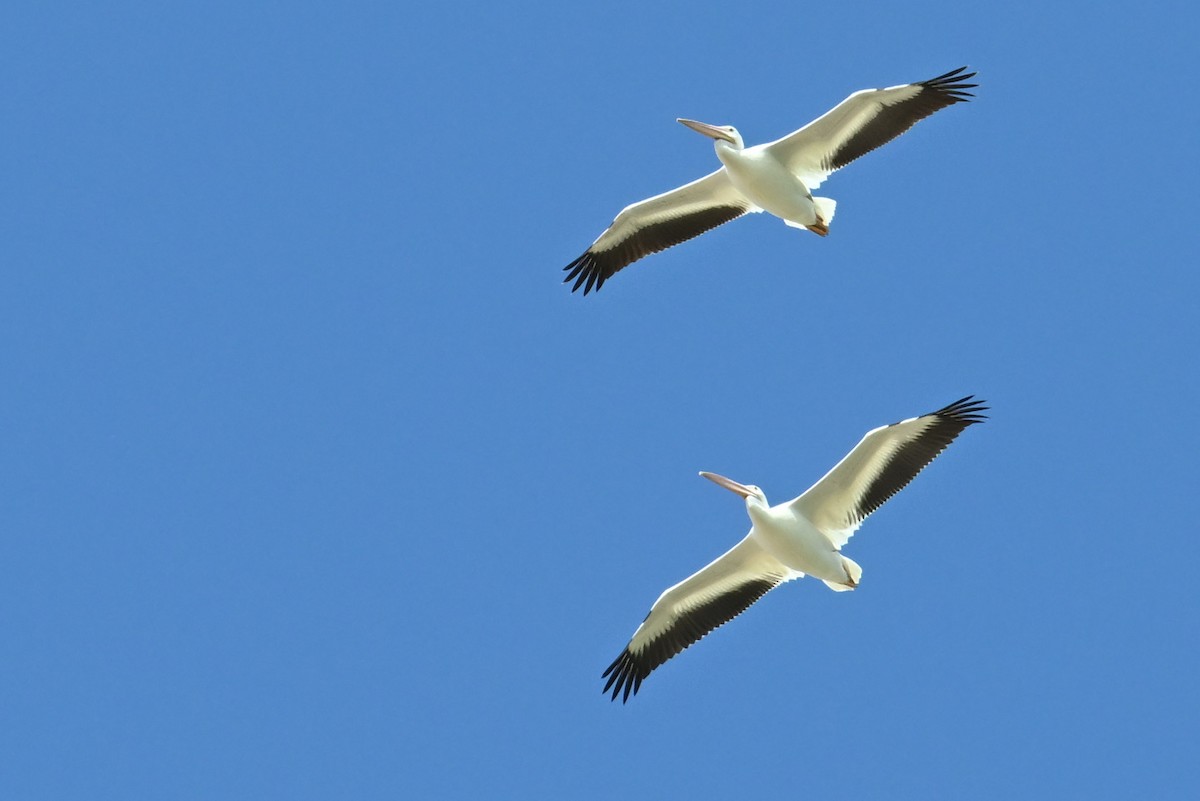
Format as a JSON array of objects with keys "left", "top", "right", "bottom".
[
  {"left": 677, "top": 119, "right": 744, "bottom": 150},
  {"left": 699, "top": 471, "right": 766, "bottom": 506}
]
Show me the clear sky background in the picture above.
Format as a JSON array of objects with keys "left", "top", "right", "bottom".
[{"left": 3, "top": 1, "right": 1198, "bottom": 798}]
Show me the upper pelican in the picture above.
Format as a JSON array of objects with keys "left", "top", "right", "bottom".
[
  {"left": 564, "top": 67, "right": 977, "bottom": 294},
  {"left": 602, "top": 396, "right": 987, "bottom": 702}
]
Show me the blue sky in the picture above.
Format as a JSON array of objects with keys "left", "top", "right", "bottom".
[{"left": 3, "top": 1, "right": 1198, "bottom": 798}]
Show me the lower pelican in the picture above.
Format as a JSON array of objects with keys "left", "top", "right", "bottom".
[{"left": 602, "top": 396, "right": 987, "bottom": 702}]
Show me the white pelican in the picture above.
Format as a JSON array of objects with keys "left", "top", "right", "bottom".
[
  {"left": 564, "top": 67, "right": 977, "bottom": 294},
  {"left": 602, "top": 396, "right": 987, "bottom": 702}
]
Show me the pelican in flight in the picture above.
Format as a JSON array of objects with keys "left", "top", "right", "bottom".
[
  {"left": 602, "top": 396, "right": 987, "bottom": 702},
  {"left": 564, "top": 67, "right": 977, "bottom": 294}
]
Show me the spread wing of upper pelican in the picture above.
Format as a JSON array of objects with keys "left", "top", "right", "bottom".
[
  {"left": 602, "top": 396, "right": 987, "bottom": 702},
  {"left": 564, "top": 67, "right": 977, "bottom": 294}
]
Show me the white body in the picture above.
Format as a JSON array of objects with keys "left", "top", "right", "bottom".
[
  {"left": 746, "top": 495, "right": 856, "bottom": 588},
  {"left": 715, "top": 143, "right": 828, "bottom": 229}
]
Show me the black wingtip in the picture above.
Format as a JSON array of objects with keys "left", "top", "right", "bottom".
[
  {"left": 920, "top": 66, "right": 979, "bottom": 102},
  {"left": 601, "top": 650, "right": 642, "bottom": 703},
  {"left": 563, "top": 251, "right": 604, "bottom": 296},
  {"left": 934, "top": 395, "right": 990, "bottom": 424}
]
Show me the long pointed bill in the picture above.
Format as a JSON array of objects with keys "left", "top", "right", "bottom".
[
  {"left": 677, "top": 118, "right": 735, "bottom": 144},
  {"left": 698, "top": 471, "right": 755, "bottom": 498}
]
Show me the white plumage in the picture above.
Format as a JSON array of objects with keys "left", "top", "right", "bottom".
[
  {"left": 565, "top": 67, "right": 977, "bottom": 294},
  {"left": 602, "top": 396, "right": 987, "bottom": 702}
]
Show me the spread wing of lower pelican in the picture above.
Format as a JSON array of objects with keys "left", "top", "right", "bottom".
[
  {"left": 602, "top": 396, "right": 987, "bottom": 702},
  {"left": 564, "top": 67, "right": 976, "bottom": 294}
]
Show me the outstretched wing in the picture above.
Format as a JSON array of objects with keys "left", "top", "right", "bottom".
[
  {"left": 761, "top": 67, "right": 977, "bottom": 190},
  {"left": 564, "top": 168, "right": 754, "bottom": 295},
  {"left": 789, "top": 396, "right": 987, "bottom": 549},
  {"left": 602, "top": 533, "right": 799, "bottom": 702}
]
